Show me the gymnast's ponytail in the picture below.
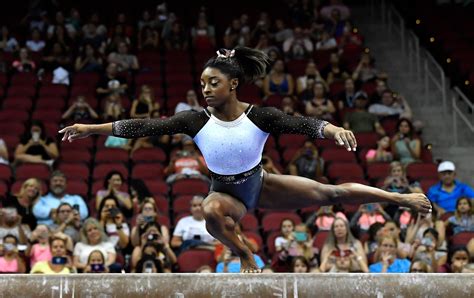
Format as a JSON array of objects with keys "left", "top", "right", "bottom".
[{"left": 203, "top": 46, "right": 270, "bottom": 86}]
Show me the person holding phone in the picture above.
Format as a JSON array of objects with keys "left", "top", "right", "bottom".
[
  {"left": 0, "top": 207, "right": 31, "bottom": 245},
  {"left": 131, "top": 198, "right": 170, "bottom": 248},
  {"left": 83, "top": 250, "right": 109, "bottom": 273},
  {"left": 350, "top": 203, "right": 390, "bottom": 233},
  {"left": 285, "top": 224, "right": 319, "bottom": 271},
  {"left": 97, "top": 196, "right": 130, "bottom": 250},
  {"left": 50, "top": 203, "right": 82, "bottom": 243},
  {"left": 14, "top": 120, "right": 58, "bottom": 167},
  {"left": 28, "top": 224, "right": 52, "bottom": 268},
  {"left": 3, "top": 178, "right": 42, "bottom": 230},
  {"left": 0, "top": 235, "right": 26, "bottom": 273},
  {"left": 95, "top": 170, "right": 132, "bottom": 215},
  {"left": 30, "top": 235, "right": 73, "bottom": 274}
]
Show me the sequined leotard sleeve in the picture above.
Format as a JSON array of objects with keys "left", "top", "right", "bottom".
[
  {"left": 246, "top": 106, "right": 329, "bottom": 138},
  {"left": 111, "top": 110, "right": 209, "bottom": 138}
]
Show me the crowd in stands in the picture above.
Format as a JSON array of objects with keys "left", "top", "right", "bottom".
[{"left": 0, "top": 0, "right": 473, "bottom": 274}]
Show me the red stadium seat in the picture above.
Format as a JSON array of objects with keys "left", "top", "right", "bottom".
[
  {"left": 261, "top": 212, "right": 301, "bottom": 233},
  {"left": 131, "top": 147, "right": 167, "bottom": 164},
  {"left": 131, "top": 163, "right": 165, "bottom": 180},
  {"left": 327, "top": 163, "right": 364, "bottom": 180},
  {"left": 0, "top": 110, "right": 29, "bottom": 123},
  {"left": 92, "top": 164, "right": 128, "bottom": 181},
  {"left": 239, "top": 84, "right": 262, "bottom": 100},
  {"left": 287, "top": 59, "right": 309, "bottom": 77},
  {"left": 450, "top": 232, "right": 474, "bottom": 247},
  {"left": 366, "top": 163, "right": 391, "bottom": 181},
  {"left": 406, "top": 163, "right": 438, "bottom": 180},
  {"left": 60, "top": 137, "right": 94, "bottom": 151},
  {"left": 10, "top": 72, "right": 37, "bottom": 86},
  {"left": 240, "top": 213, "right": 259, "bottom": 231},
  {"left": 8, "top": 85, "right": 36, "bottom": 97},
  {"left": 59, "top": 149, "right": 91, "bottom": 164},
  {"left": 32, "top": 109, "right": 62, "bottom": 124},
  {"left": 355, "top": 132, "right": 379, "bottom": 149},
  {"left": 38, "top": 85, "right": 68, "bottom": 98},
  {"left": 58, "top": 163, "right": 90, "bottom": 180},
  {"left": 95, "top": 148, "right": 130, "bottom": 163},
  {"left": 321, "top": 148, "right": 356, "bottom": 163},
  {"left": 420, "top": 178, "right": 438, "bottom": 193},
  {"left": 264, "top": 94, "right": 283, "bottom": 108},
  {"left": 0, "top": 164, "right": 13, "bottom": 181},
  {"left": 73, "top": 72, "right": 100, "bottom": 87},
  {"left": 66, "top": 180, "right": 89, "bottom": 199},
  {"left": 15, "top": 163, "right": 51, "bottom": 180},
  {"left": 0, "top": 180, "right": 8, "bottom": 197},
  {"left": 2, "top": 96, "right": 33, "bottom": 110},
  {"left": 278, "top": 134, "right": 307, "bottom": 149},
  {"left": 0, "top": 122, "right": 25, "bottom": 136},
  {"left": 153, "top": 195, "right": 169, "bottom": 214},
  {"left": 171, "top": 178, "right": 210, "bottom": 196},
  {"left": 313, "top": 231, "right": 330, "bottom": 251},
  {"left": 144, "top": 179, "right": 168, "bottom": 196},
  {"left": 36, "top": 97, "right": 66, "bottom": 109},
  {"left": 177, "top": 249, "right": 216, "bottom": 272},
  {"left": 172, "top": 195, "right": 194, "bottom": 215},
  {"left": 242, "top": 231, "right": 263, "bottom": 252},
  {"left": 281, "top": 147, "right": 298, "bottom": 165},
  {"left": 266, "top": 230, "right": 282, "bottom": 256}
]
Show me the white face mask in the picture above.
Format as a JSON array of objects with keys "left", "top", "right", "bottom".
[{"left": 3, "top": 243, "right": 16, "bottom": 252}]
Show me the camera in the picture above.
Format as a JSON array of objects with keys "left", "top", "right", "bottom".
[
  {"left": 143, "top": 216, "right": 155, "bottom": 223},
  {"left": 91, "top": 264, "right": 105, "bottom": 273},
  {"left": 52, "top": 257, "right": 68, "bottom": 265},
  {"left": 32, "top": 131, "right": 40, "bottom": 142},
  {"left": 144, "top": 260, "right": 154, "bottom": 273},
  {"left": 73, "top": 204, "right": 80, "bottom": 211},
  {"left": 421, "top": 237, "right": 433, "bottom": 247},
  {"left": 148, "top": 233, "right": 159, "bottom": 241},
  {"left": 108, "top": 207, "right": 120, "bottom": 217}
]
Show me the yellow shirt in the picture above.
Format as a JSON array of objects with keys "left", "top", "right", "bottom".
[{"left": 30, "top": 261, "right": 71, "bottom": 274}]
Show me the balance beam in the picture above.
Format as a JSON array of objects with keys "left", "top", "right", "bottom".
[{"left": 0, "top": 273, "right": 472, "bottom": 297}]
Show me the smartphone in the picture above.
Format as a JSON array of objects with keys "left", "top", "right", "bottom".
[
  {"left": 143, "top": 216, "right": 155, "bottom": 223},
  {"left": 109, "top": 207, "right": 120, "bottom": 217},
  {"left": 144, "top": 260, "right": 154, "bottom": 273},
  {"left": 73, "top": 204, "right": 80, "bottom": 211},
  {"left": 421, "top": 237, "right": 433, "bottom": 247},
  {"left": 91, "top": 264, "right": 105, "bottom": 273},
  {"left": 52, "top": 257, "right": 68, "bottom": 265},
  {"left": 366, "top": 204, "right": 375, "bottom": 212},
  {"left": 294, "top": 231, "right": 307, "bottom": 242}
]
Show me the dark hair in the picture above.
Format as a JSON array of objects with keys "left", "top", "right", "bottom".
[
  {"left": 130, "top": 179, "right": 152, "bottom": 201},
  {"left": 3, "top": 234, "right": 18, "bottom": 244},
  {"left": 57, "top": 202, "right": 73, "bottom": 213},
  {"left": 368, "top": 222, "right": 384, "bottom": 243},
  {"left": 423, "top": 227, "right": 439, "bottom": 241},
  {"left": 25, "top": 119, "right": 47, "bottom": 141},
  {"left": 447, "top": 246, "right": 470, "bottom": 264},
  {"left": 87, "top": 249, "right": 106, "bottom": 264},
  {"left": 135, "top": 254, "right": 164, "bottom": 273},
  {"left": 103, "top": 170, "right": 125, "bottom": 188},
  {"left": 97, "top": 195, "right": 121, "bottom": 221},
  {"left": 397, "top": 118, "right": 415, "bottom": 138},
  {"left": 203, "top": 46, "right": 270, "bottom": 86},
  {"left": 291, "top": 256, "right": 310, "bottom": 272}
]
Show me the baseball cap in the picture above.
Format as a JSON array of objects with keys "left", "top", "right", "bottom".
[{"left": 437, "top": 161, "right": 455, "bottom": 173}]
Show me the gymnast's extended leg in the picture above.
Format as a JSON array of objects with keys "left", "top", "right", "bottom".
[
  {"left": 259, "top": 172, "right": 432, "bottom": 213},
  {"left": 201, "top": 192, "right": 260, "bottom": 273}
]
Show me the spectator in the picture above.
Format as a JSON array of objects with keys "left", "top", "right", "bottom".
[
  {"left": 0, "top": 207, "right": 31, "bottom": 245},
  {"left": 115, "top": 13, "right": 134, "bottom": 37},
  {"left": 0, "top": 26, "right": 19, "bottom": 52},
  {"left": 427, "top": 161, "right": 474, "bottom": 214},
  {"left": 281, "top": 95, "right": 302, "bottom": 117},
  {"left": 12, "top": 48, "right": 36, "bottom": 73},
  {"left": 261, "top": 154, "right": 282, "bottom": 174},
  {"left": 171, "top": 195, "right": 215, "bottom": 253},
  {"left": 106, "top": 24, "right": 131, "bottom": 53},
  {"left": 163, "top": 21, "right": 188, "bottom": 51},
  {"left": 41, "top": 42, "right": 72, "bottom": 72},
  {"left": 138, "top": 26, "right": 159, "bottom": 50},
  {"left": 74, "top": 43, "right": 103, "bottom": 72},
  {"left": 322, "top": 53, "right": 350, "bottom": 85},
  {"left": 0, "top": 137, "right": 9, "bottom": 164},
  {"left": 0, "top": 235, "right": 26, "bottom": 273},
  {"left": 223, "top": 18, "right": 249, "bottom": 48},
  {"left": 33, "top": 170, "right": 88, "bottom": 226},
  {"left": 274, "top": 219, "right": 295, "bottom": 253},
  {"left": 30, "top": 235, "right": 73, "bottom": 274},
  {"left": 83, "top": 250, "right": 109, "bottom": 273},
  {"left": 47, "top": 25, "right": 73, "bottom": 53},
  {"left": 337, "top": 78, "right": 358, "bottom": 110},
  {"left": 446, "top": 197, "right": 474, "bottom": 235},
  {"left": 305, "top": 82, "right": 336, "bottom": 121},
  {"left": 337, "top": 21, "right": 363, "bottom": 52},
  {"left": 364, "top": 222, "right": 385, "bottom": 255},
  {"left": 382, "top": 161, "right": 423, "bottom": 194},
  {"left": 130, "top": 85, "right": 159, "bottom": 119},
  {"left": 305, "top": 205, "right": 347, "bottom": 231},
  {"left": 369, "top": 235, "right": 410, "bottom": 273},
  {"left": 365, "top": 136, "right": 393, "bottom": 164},
  {"left": 405, "top": 212, "right": 446, "bottom": 255},
  {"left": 282, "top": 26, "right": 313, "bottom": 60},
  {"left": 131, "top": 198, "right": 170, "bottom": 247},
  {"left": 291, "top": 256, "right": 310, "bottom": 273},
  {"left": 320, "top": 0, "right": 351, "bottom": 20},
  {"left": 254, "top": 33, "right": 279, "bottom": 56},
  {"left": 97, "top": 195, "right": 130, "bottom": 250},
  {"left": 273, "top": 19, "right": 293, "bottom": 46},
  {"left": 191, "top": 16, "right": 216, "bottom": 51},
  {"left": 66, "top": 8, "right": 81, "bottom": 32},
  {"left": 175, "top": 89, "right": 204, "bottom": 114},
  {"left": 352, "top": 52, "right": 383, "bottom": 84},
  {"left": 135, "top": 243, "right": 165, "bottom": 273},
  {"left": 350, "top": 203, "right": 390, "bottom": 233},
  {"left": 288, "top": 141, "right": 325, "bottom": 180},
  {"left": 26, "top": 28, "right": 46, "bottom": 52},
  {"left": 343, "top": 92, "right": 386, "bottom": 135},
  {"left": 62, "top": 95, "right": 99, "bottom": 123},
  {"left": 324, "top": 8, "right": 346, "bottom": 38},
  {"left": 370, "top": 79, "right": 387, "bottom": 104},
  {"left": 107, "top": 42, "right": 139, "bottom": 72},
  {"left": 323, "top": 248, "right": 368, "bottom": 273},
  {"left": 82, "top": 13, "right": 107, "bottom": 40},
  {"left": 47, "top": 11, "right": 76, "bottom": 39},
  {"left": 368, "top": 90, "right": 412, "bottom": 119},
  {"left": 216, "top": 245, "right": 264, "bottom": 273},
  {"left": 49, "top": 203, "right": 81, "bottom": 243},
  {"left": 130, "top": 110, "right": 170, "bottom": 153},
  {"left": 320, "top": 217, "right": 367, "bottom": 272},
  {"left": 137, "top": 10, "right": 156, "bottom": 32},
  {"left": 390, "top": 118, "right": 421, "bottom": 164},
  {"left": 73, "top": 218, "right": 118, "bottom": 273},
  {"left": 28, "top": 224, "right": 52, "bottom": 267},
  {"left": 14, "top": 120, "right": 58, "bottom": 167},
  {"left": 296, "top": 61, "right": 327, "bottom": 95},
  {"left": 411, "top": 228, "right": 446, "bottom": 270},
  {"left": 102, "top": 92, "right": 125, "bottom": 121},
  {"left": 262, "top": 59, "right": 294, "bottom": 97},
  {"left": 95, "top": 170, "right": 132, "bottom": 214},
  {"left": 437, "top": 246, "right": 470, "bottom": 273},
  {"left": 164, "top": 138, "right": 209, "bottom": 184},
  {"left": 384, "top": 220, "right": 412, "bottom": 259},
  {"left": 131, "top": 222, "right": 176, "bottom": 272},
  {"left": 284, "top": 224, "right": 319, "bottom": 270},
  {"left": 315, "top": 31, "right": 337, "bottom": 50},
  {"left": 3, "top": 178, "right": 41, "bottom": 230},
  {"left": 96, "top": 63, "right": 128, "bottom": 99},
  {"left": 409, "top": 260, "right": 432, "bottom": 273}
]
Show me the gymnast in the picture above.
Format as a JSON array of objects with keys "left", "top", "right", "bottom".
[{"left": 59, "top": 47, "right": 432, "bottom": 273}]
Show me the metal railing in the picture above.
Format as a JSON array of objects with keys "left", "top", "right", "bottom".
[{"left": 452, "top": 87, "right": 474, "bottom": 145}]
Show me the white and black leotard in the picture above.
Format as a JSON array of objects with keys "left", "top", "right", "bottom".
[{"left": 112, "top": 105, "right": 329, "bottom": 209}]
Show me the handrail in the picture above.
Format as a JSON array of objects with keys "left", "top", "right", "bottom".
[{"left": 452, "top": 87, "right": 474, "bottom": 145}]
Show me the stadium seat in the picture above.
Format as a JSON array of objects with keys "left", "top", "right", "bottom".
[
  {"left": 265, "top": 230, "right": 282, "bottom": 256},
  {"left": 242, "top": 230, "right": 263, "bottom": 252},
  {"left": 0, "top": 180, "right": 8, "bottom": 197},
  {"left": 406, "top": 163, "right": 438, "bottom": 180},
  {"left": 355, "top": 132, "right": 379, "bottom": 148},
  {"left": 131, "top": 163, "right": 165, "bottom": 180},
  {"left": 36, "top": 97, "right": 66, "bottom": 109},
  {"left": 278, "top": 134, "right": 307, "bottom": 149},
  {"left": 8, "top": 85, "right": 36, "bottom": 97},
  {"left": 144, "top": 179, "right": 168, "bottom": 196},
  {"left": 2, "top": 96, "right": 33, "bottom": 110},
  {"left": 313, "top": 231, "right": 330, "bottom": 251},
  {"left": 92, "top": 164, "right": 128, "bottom": 181},
  {"left": 261, "top": 212, "right": 302, "bottom": 233},
  {"left": 0, "top": 109, "right": 29, "bottom": 123},
  {"left": 66, "top": 180, "right": 89, "bottom": 199},
  {"left": 327, "top": 163, "right": 364, "bottom": 180},
  {"left": 95, "top": 148, "right": 130, "bottom": 164},
  {"left": 38, "top": 85, "right": 68, "bottom": 98},
  {"left": 321, "top": 148, "right": 356, "bottom": 163},
  {"left": 59, "top": 149, "right": 92, "bottom": 164},
  {"left": 131, "top": 147, "right": 167, "bottom": 164},
  {"left": 172, "top": 195, "right": 194, "bottom": 215},
  {"left": 366, "top": 163, "right": 391, "bottom": 181},
  {"left": 450, "top": 232, "right": 474, "bottom": 247},
  {"left": 0, "top": 164, "right": 13, "bottom": 181},
  {"left": 240, "top": 213, "right": 259, "bottom": 231},
  {"left": 171, "top": 178, "right": 210, "bottom": 196},
  {"left": 420, "top": 178, "right": 438, "bottom": 193},
  {"left": 58, "top": 163, "right": 90, "bottom": 180},
  {"left": 15, "top": 163, "right": 51, "bottom": 180},
  {"left": 177, "top": 249, "right": 216, "bottom": 272}
]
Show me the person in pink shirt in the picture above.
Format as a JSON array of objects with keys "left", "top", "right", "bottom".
[
  {"left": 28, "top": 225, "right": 53, "bottom": 268},
  {"left": 0, "top": 234, "right": 26, "bottom": 273},
  {"left": 350, "top": 203, "right": 391, "bottom": 232},
  {"left": 305, "top": 205, "right": 348, "bottom": 231}
]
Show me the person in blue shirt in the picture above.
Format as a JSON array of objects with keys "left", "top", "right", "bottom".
[
  {"left": 427, "top": 161, "right": 474, "bottom": 213},
  {"left": 33, "top": 170, "right": 88, "bottom": 225},
  {"left": 216, "top": 246, "right": 264, "bottom": 273},
  {"left": 369, "top": 235, "right": 410, "bottom": 273}
]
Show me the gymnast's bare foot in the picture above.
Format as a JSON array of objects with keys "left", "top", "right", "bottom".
[
  {"left": 397, "top": 193, "right": 432, "bottom": 214},
  {"left": 240, "top": 254, "right": 261, "bottom": 273}
]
